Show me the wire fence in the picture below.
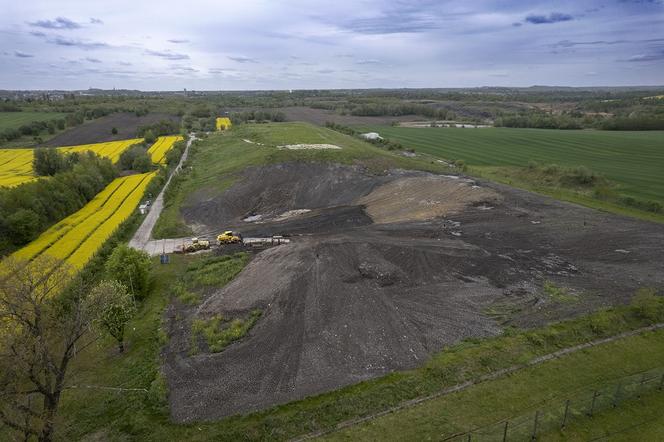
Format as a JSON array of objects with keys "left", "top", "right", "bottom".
[{"left": 441, "top": 366, "right": 664, "bottom": 441}]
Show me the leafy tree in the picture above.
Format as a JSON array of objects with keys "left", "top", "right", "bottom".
[
  {"left": 118, "top": 144, "right": 151, "bottom": 171},
  {"left": 105, "top": 245, "right": 151, "bottom": 299},
  {"left": 88, "top": 281, "right": 137, "bottom": 353},
  {"left": 132, "top": 154, "right": 152, "bottom": 173},
  {"left": 111, "top": 127, "right": 118, "bottom": 135},
  {"left": 33, "top": 148, "right": 67, "bottom": 176},
  {"left": 143, "top": 129, "right": 156, "bottom": 144},
  {"left": 0, "top": 256, "right": 99, "bottom": 441},
  {"left": 4, "top": 208, "right": 41, "bottom": 244}
]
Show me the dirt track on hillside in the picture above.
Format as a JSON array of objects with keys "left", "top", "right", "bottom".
[{"left": 165, "top": 162, "right": 664, "bottom": 422}]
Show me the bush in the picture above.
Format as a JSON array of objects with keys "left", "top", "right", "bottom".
[
  {"left": 118, "top": 144, "right": 152, "bottom": 171},
  {"left": 631, "top": 288, "right": 663, "bottom": 322},
  {"left": 111, "top": 127, "right": 118, "bottom": 135},
  {"left": 104, "top": 245, "right": 152, "bottom": 299},
  {"left": 33, "top": 148, "right": 66, "bottom": 176}
]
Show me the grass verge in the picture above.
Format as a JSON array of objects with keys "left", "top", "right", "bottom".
[{"left": 53, "top": 280, "right": 664, "bottom": 441}]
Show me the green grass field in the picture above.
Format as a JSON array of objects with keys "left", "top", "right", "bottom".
[
  {"left": 360, "top": 126, "right": 664, "bottom": 204},
  {"left": 325, "top": 329, "right": 664, "bottom": 441},
  {"left": 0, "top": 111, "right": 67, "bottom": 130}
]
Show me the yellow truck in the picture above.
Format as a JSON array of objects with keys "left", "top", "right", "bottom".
[
  {"left": 217, "top": 230, "right": 242, "bottom": 245},
  {"left": 180, "top": 237, "right": 210, "bottom": 253}
]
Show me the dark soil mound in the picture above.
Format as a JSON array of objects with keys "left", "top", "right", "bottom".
[{"left": 165, "top": 162, "right": 664, "bottom": 422}]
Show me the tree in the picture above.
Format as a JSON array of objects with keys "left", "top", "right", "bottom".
[
  {"left": 88, "top": 281, "right": 136, "bottom": 353},
  {"left": 143, "top": 129, "right": 156, "bottom": 145},
  {"left": 4, "top": 208, "right": 41, "bottom": 244},
  {"left": 132, "top": 154, "right": 152, "bottom": 173},
  {"left": 33, "top": 148, "right": 67, "bottom": 176},
  {"left": 105, "top": 245, "right": 151, "bottom": 299},
  {"left": 118, "top": 145, "right": 151, "bottom": 171},
  {"left": 0, "top": 256, "right": 98, "bottom": 441},
  {"left": 111, "top": 127, "right": 118, "bottom": 135}
]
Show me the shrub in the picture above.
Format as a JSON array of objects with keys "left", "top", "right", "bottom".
[
  {"left": 104, "top": 245, "right": 152, "bottom": 299},
  {"left": 631, "top": 288, "right": 663, "bottom": 322}
]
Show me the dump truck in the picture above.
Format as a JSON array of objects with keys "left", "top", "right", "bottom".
[{"left": 217, "top": 230, "right": 243, "bottom": 245}]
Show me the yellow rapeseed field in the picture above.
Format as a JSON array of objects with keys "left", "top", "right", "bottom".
[
  {"left": 11, "top": 171, "right": 156, "bottom": 270},
  {"left": 147, "top": 135, "right": 183, "bottom": 164},
  {"left": 216, "top": 117, "right": 232, "bottom": 131},
  {"left": 0, "top": 138, "right": 142, "bottom": 188}
]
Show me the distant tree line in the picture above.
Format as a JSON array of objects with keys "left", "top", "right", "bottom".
[
  {"left": 230, "top": 110, "right": 287, "bottom": 124},
  {"left": 494, "top": 114, "right": 583, "bottom": 130},
  {"left": 137, "top": 119, "right": 180, "bottom": 138},
  {"left": 0, "top": 151, "right": 117, "bottom": 250},
  {"left": 347, "top": 103, "right": 452, "bottom": 120},
  {"left": 495, "top": 113, "right": 664, "bottom": 131}
]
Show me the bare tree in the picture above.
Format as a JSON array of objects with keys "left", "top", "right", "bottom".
[{"left": 0, "top": 255, "right": 98, "bottom": 442}]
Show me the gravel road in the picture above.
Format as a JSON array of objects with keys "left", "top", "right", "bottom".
[{"left": 129, "top": 134, "right": 194, "bottom": 251}]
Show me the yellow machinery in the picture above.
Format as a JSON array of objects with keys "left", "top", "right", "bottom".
[
  {"left": 181, "top": 237, "right": 210, "bottom": 253},
  {"left": 217, "top": 230, "right": 242, "bottom": 245},
  {"left": 216, "top": 117, "right": 232, "bottom": 131}
]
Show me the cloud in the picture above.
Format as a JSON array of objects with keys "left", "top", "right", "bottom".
[
  {"left": 208, "top": 68, "right": 239, "bottom": 74},
  {"left": 623, "top": 50, "right": 664, "bottom": 62},
  {"left": 29, "top": 31, "right": 46, "bottom": 37},
  {"left": 525, "top": 12, "right": 574, "bottom": 25},
  {"left": 317, "top": 69, "right": 335, "bottom": 74},
  {"left": 342, "top": 15, "right": 439, "bottom": 34},
  {"left": 90, "top": 18, "right": 103, "bottom": 25},
  {"left": 14, "top": 50, "right": 34, "bottom": 58},
  {"left": 168, "top": 39, "right": 189, "bottom": 44},
  {"left": 171, "top": 65, "right": 199, "bottom": 72},
  {"left": 355, "top": 59, "right": 383, "bottom": 65},
  {"left": 84, "top": 57, "right": 102, "bottom": 63},
  {"left": 118, "top": 61, "right": 132, "bottom": 66},
  {"left": 228, "top": 55, "right": 258, "bottom": 63},
  {"left": 145, "top": 49, "right": 190, "bottom": 60},
  {"left": 29, "top": 17, "right": 82, "bottom": 30},
  {"left": 552, "top": 38, "right": 664, "bottom": 48},
  {"left": 47, "top": 36, "right": 108, "bottom": 49}
]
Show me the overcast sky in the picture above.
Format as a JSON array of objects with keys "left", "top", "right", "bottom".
[{"left": 1, "top": 0, "right": 663, "bottom": 90}]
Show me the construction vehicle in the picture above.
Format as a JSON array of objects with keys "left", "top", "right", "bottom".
[
  {"left": 217, "top": 230, "right": 243, "bottom": 245},
  {"left": 180, "top": 237, "right": 210, "bottom": 253}
]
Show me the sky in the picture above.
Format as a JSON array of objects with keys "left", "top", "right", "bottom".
[{"left": 1, "top": 0, "right": 663, "bottom": 90}]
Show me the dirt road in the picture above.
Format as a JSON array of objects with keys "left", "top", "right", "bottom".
[{"left": 129, "top": 134, "right": 194, "bottom": 252}]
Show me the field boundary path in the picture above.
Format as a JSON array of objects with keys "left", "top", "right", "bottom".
[
  {"left": 129, "top": 134, "right": 194, "bottom": 251},
  {"left": 291, "top": 322, "right": 664, "bottom": 441}
]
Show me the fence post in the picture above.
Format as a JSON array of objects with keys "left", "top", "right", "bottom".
[
  {"left": 467, "top": 432, "right": 471, "bottom": 442},
  {"left": 502, "top": 421, "right": 509, "bottom": 442},
  {"left": 613, "top": 382, "right": 622, "bottom": 407},
  {"left": 561, "top": 399, "right": 570, "bottom": 428},
  {"left": 588, "top": 390, "right": 600, "bottom": 417},
  {"left": 531, "top": 410, "right": 540, "bottom": 440},
  {"left": 659, "top": 373, "right": 664, "bottom": 391}
]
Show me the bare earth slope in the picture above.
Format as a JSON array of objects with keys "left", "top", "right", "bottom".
[{"left": 165, "top": 162, "right": 664, "bottom": 422}]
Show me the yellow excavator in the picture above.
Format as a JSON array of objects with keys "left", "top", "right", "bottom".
[{"left": 217, "top": 230, "right": 242, "bottom": 245}]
